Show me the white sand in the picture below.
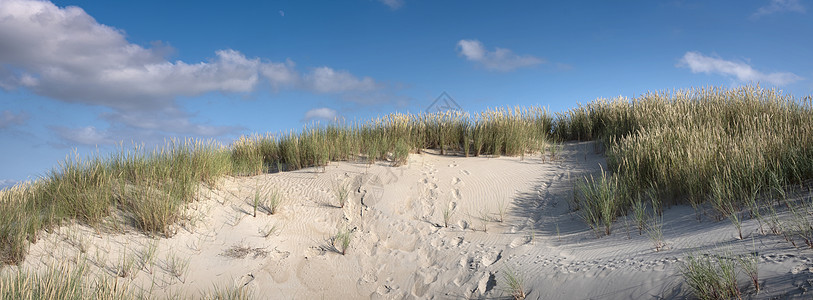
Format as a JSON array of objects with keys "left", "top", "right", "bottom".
[{"left": 14, "top": 141, "right": 813, "bottom": 299}]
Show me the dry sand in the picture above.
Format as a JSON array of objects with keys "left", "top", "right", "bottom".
[{"left": 13, "top": 141, "right": 813, "bottom": 299}]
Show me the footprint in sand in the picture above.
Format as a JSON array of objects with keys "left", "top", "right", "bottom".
[
  {"left": 412, "top": 272, "right": 438, "bottom": 297},
  {"left": 476, "top": 272, "right": 496, "bottom": 296},
  {"left": 481, "top": 251, "right": 502, "bottom": 267},
  {"left": 451, "top": 177, "right": 462, "bottom": 185},
  {"left": 458, "top": 220, "right": 469, "bottom": 230},
  {"left": 451, "top": 189, "right": 461, "bottom": 199},
  {"left": 453, "top": 236, "right": 464, "bottom": 246},
  {"left": 509, "top": 236, "right": 532, "bottom": 248},
  {"left": 460, "top": 170, "right": 471, "bottom": 175},
  {"left": 448, "top": 162, "right": 458, "bottom": 168}
]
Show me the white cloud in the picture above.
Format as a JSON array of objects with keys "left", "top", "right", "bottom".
[
  {"left": 51, "top": 126, "right": 115, "bottom": 146},
  {"left": 0, "top": 0, "right": 384, "bottom": 107},
  {"left": 753, "top": 0, "right": 806, "bottom": 18},
  {"left": 0, "top": 0, "right": 303, "bottom": 114},
  {"left": 0, "top": 110, "right": 28, "bottom": 128},
  {"left": 305, "top": 67, "right": 379, "bottom": 94},
  {"left": 303, "top": 107, "right": 339, "bottom": 122},
  {"left": 0, "top": 0, "right": 270, "bottom": 109},
  {"left": 378, "top": 0, "right": 404, "bottom": 10},
  {"left": 0, "top": 0, "right": 392, "bottom": 143},
  {"left": 678, "top": 51, "right": 802, "bottom": 86},
  {"left": 101, "top": 109, "right": 243, "bottom": 137},
  {"left": 260, "top": 59, "right": 299, "bottom": 90},
  {"left": 456, "top": 39, "right": 544, "bottom": 72}
]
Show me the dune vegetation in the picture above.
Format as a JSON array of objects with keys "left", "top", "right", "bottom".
[
  {"left": 1, "top": 85, "right": 812, "bottom": 298},
  {"left": 568, "top": 86, "right": 813, "bottom": 239}
]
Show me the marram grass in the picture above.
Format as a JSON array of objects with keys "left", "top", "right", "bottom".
[
  {"left": 0, "top": 139, "right": 232, "bottom": 264},
  {"left": 230, "top": 107, "right": 553, "bottom": 173},
  {"left": 564, "top": 86, "right": 813, "bottom": 234}
]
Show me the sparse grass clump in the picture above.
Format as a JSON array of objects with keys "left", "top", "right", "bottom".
[
  {"left": 497, "top": 199, "right": 508, "bottom": 223},
  {"left": 681, "top": 252, "right": 744, "bottom": 300},
  {"left": 165, "top": 251, "right": 191, "bottom": 282},
  {"left": 254, "top": 185, "right": 283, "bottom": 216},
  {"left": 574, "top": 169, "right": 621, "bottom": 237},
  {"left": 501, "top": 267, "right": 527, "bottom": 300},
  {"left": 332, "top": 181, "right": 351, "bottom": 208},
  {"left": 738, "top": 251, "right": 760, "bottom": 293},
  {"left": 630, "top": 197, "right": 648, "bottom": 235},
  {"left": 441, "top": 202, "right": 454, "bottom": 228},
  {"left": 332, "top": 228, "right": 353, "bottom": 255},
  {"left": 681, "top": 246, "right": 767, "bottom": 298},
  {"left": 647, "top": 213, "right": 665, "bottom": 252},
  {"left": 138, "top": 239, "right": 159, "bottom": 274}
]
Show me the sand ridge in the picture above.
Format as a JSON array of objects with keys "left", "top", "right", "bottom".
[{"left": 14, "top": 141, "right": 813, "bottom": 299}]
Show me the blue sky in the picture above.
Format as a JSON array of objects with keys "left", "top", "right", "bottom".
[{"left": 1, "top": 0, "right": 811, "bottom": 187}]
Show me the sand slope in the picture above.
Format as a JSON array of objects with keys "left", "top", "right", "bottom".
[{"left": 14, "top": 141, "right": 813, "bottom": 299}]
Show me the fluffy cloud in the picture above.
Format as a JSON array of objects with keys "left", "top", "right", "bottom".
[
  {"left": 0, "top": 110, "right": 28, "bottom": 128},
  {"left": 678, "top": 51, "right": 802, "bottom": 86},
  {"left": 0, "top": 0, "right": 389, "bottom": 145},
  {"left": 261, "top": 59, "right": 299, "bottom": 90},
  {"left": 51, "top": 126, "right": 115, "bottom": 146},
  {"left": 0, "top": 0, "right": 384, "bottom": 107},
  {"left": 0, "top": 0, "right": 280, "bottom": 111},
  {"left": 304, "top": 67, "right": 379, "bottom": 94},
  {"left": 303, "top": 107, "right": 339, "bottom": 122},
  {"left": 378, "top": 0, "right": 404, "bottom": 10},
  {"left": 753, "top": 0, "right": 806, "bottom": 18},
  {"left": 456, "top": 40, "right": 544, "bottom": 72},
  {"left": 101, "top": 109, "right": 243, "bottom": 137}
]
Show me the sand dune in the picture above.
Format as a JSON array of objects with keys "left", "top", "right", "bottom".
[{"left": 17, "top": 141, "right": 813, "bottom": 299}]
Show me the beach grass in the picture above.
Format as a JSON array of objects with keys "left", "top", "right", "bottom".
[
  {"left": 681, "top": 252, "right": 741, "bottom": 300},
  {"left": 560, "top": 86, "right": 812, "bottom": 233},
  {"left": 501, "top": 267, "right": 527, "bottom": 300},
  {"left": 0, "top": 260, "right": 133, "bottom": 300}
]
